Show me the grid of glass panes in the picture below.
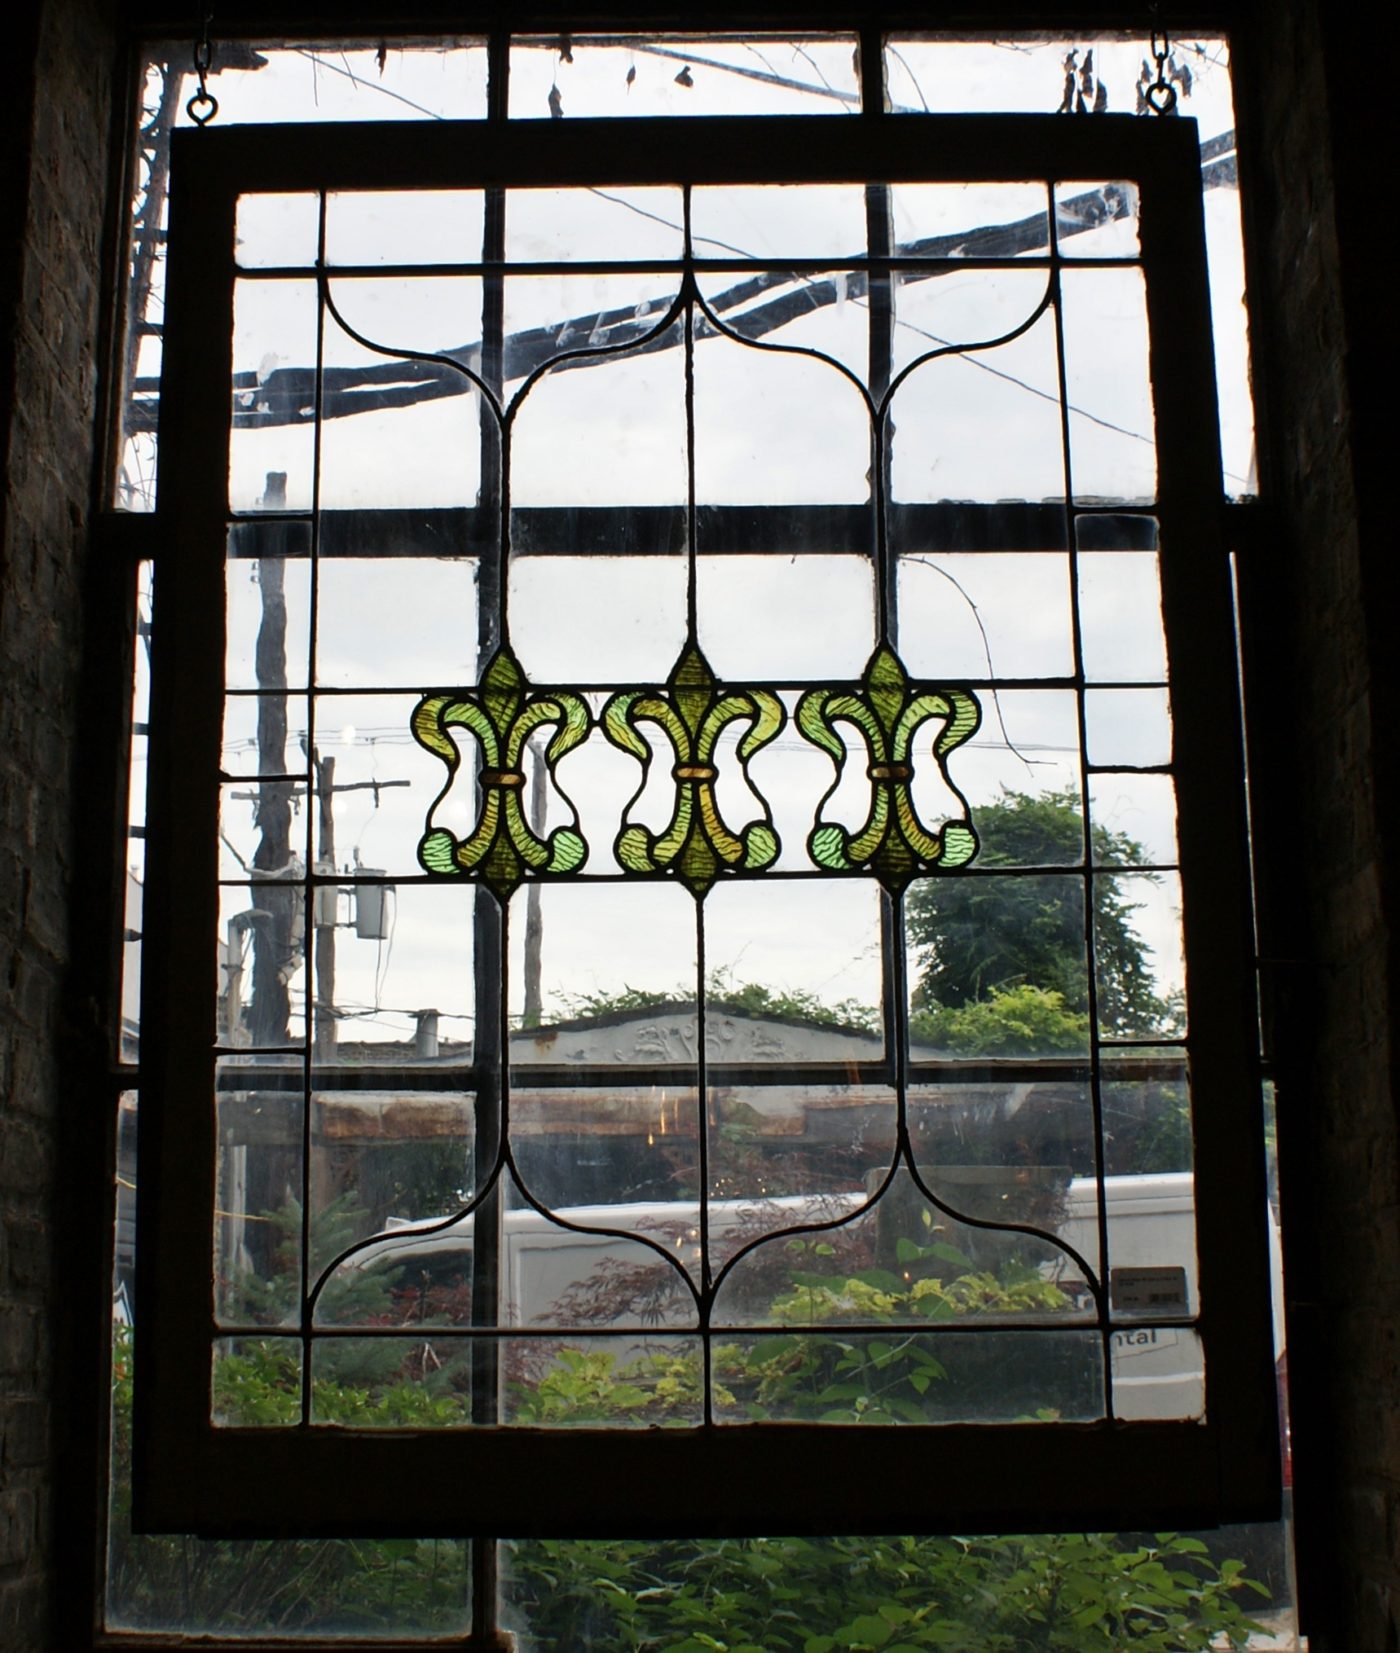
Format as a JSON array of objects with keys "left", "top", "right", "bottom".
[{"left": 206, "top": 164, "right": 1197, "bottom": 1437}]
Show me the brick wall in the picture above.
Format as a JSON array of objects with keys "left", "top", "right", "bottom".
[
  {"left": 1236, "top": 4, "right": 1398, "bottom": 1649},
  {"left": 0, "top": 2, "right": 115, "bottom": 1647}
]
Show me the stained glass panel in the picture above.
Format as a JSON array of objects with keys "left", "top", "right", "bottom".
[{"left": 134, "top": 104, "right": 1273, "bottom": 1541}]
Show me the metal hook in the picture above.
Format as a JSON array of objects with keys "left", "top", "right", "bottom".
[
  {"left": 1146, "top": 16, "right": 1177, "bottom": 115},
  {"left": 188, "top": 12, "right": 218, "bottom": 126},
  {"left": 1146, "top": 78, "right": 1177, "bottom": 115}
]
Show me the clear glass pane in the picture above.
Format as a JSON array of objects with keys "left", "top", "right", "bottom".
[
  {"left": 694, "top": 328, "right": 872, "bottom": 505},
  {"left": 884, "top": 35, "right": 1218, "bottom": 120},
  {"left": 693, "top": 184, "right": 866, "bottom": 260},
  {"left": 511, "top": 1086, "right": 702, "bottom": 1222},
  {"left": 311, "top": 883, "right": 476, "bottom": 1059},
  {"left": 695, "top": 266, "right": 872, "bottom": 389},
  {"left": 950, "top": 692, "right": 1083, "bottom": 810},
  {"left": 781, "top": 1162, "right": 1097, "bottom": 1321},
  {"left": 307, "top": 694, "right": 458, "bottom": 884},
  {"left": 314, "top": 561, "right": 477, "bottom": 688},
  {"left": 1084, "top": 686, "right": 1172, "bottom": 767},
  {"left": 1077, "top": 550, "right": 1168, "bottom": 683},
  {"left": 897, "top": 553, "right": 1074, "bottom": 679},
  {"left": 1054, "top": 180, "right": 1140, "bottom": 258},
  {"left": 236, "top": 192, "right": 320, "bottom": 267},
  {"left": 891, "top": 182, "right": 1049, "bottom": 256},
  {"left": 507, "top": 303, "right": 687, "bottom": 507},
  {"left": 507, "top": 186, "right": 683, "bottom": 262},
  {"left": 509, "top": 35, "right": 859, "bottom": 119},
  {"left": 502, "top": 1180, "right": 703, "bottom": 1328},
  {"left": 707, "top": 1092, "right": 893, "bottom": 1224},
  {"left": 310, "top": 1337, "right": 474, "bottom": 1424},
  {"left": 1112, "top": 1326, "right": 1204, "bottom": 1421},
  {"left": 697, "top": 553, "right": 875, "bottom": 680},
  {"left": 166, "top": 41, "right": 489, "bottom": 127},
  {"left": 507, "top": 882, "right": 699, "bottom": 1029},
  {"left": 308, "top": 1089, "right": 476, "bottom": 1327},
  {"left": 221, "top": 693, "right": 310, "bottom": 776},
  {"left": 1060, "top": 266, "right": 1156, "bottom": 504},
  {"left": 1100, "top": 1070, "right": 1193, "bottom": 1176},
  {"left": 217, "top": 888, "right": 307, "bottom": 1046},
  {"left": 712, "top": 1328, "right": 1103, "bottom": 1422},
  {"left": 908, "top": 871, "right": 1089, "bottom": 1023},
  {"left": 891, "top": 264, "right": 1054, "bottom": 376},
  {"left": 889, "top": 306, "right": 1065, "bottom": 503},
  {"left": 706, "top": 881, "right": 884, "bottom": 1057},
  {"left": 225, "top": 531, "right": 312, "bottom": 690},
  {"left": 212, "top": 1338, "right": 301, "bottom": 1425},
  {"left": 319, "top": 277, "right": 484, "bottom": 510},
  {"left": 230, "top": 279, "right": 319, "bottom": 511},
  {"left": 508, "top": 556, "right": 687, "bottom": 685},
  {"left": 1088, "top": 772, "right": 1179, "bottom": 867},
  {"left": 326, "top": 191, "right": 485, "bottom": 266},
  {"left": 504, "top": 1337, "right": 706, "bottom": 1426},
  {"left": 214, "top": 1072, "right": 305, "bottom": 1329},
  {"left": 1095, "top": 870, "right": 1185, "bottom": 1039}
]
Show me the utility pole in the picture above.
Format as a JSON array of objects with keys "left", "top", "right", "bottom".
[
  {"left": 249, "top": 472, "right": 295, "bottom": 1049},
  {"left": 243, "top": 473, "right": 410, "bottom": 1051},
  {"left": 314, "top": 752, "right": 337, "bottom": 1061}
]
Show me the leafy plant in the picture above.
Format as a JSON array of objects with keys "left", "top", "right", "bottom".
[
  {"left": 910, "top": 982, "right": 1091, "bottom": 1056},
  {"left": 554, "top": 968, "right": 879, "bottom": 1037},
  {"left": 502, "top": 1531, "right": 1270, "bottom": 1651},
  {"left": 110, "top": 1251, "right": 1273, "bottom": 1648}
]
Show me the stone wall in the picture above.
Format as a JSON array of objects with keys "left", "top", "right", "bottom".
[{"left": 0, "top": 2, "right": 115, "bottom": 1646}]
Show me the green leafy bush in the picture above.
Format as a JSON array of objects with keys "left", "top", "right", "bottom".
[
  {"left": 109, "top": 1314, "right": 1270, "bottom": 1647},
  {"left": 501, "top": 1531, "right": 1270, "bottom": 1651}
]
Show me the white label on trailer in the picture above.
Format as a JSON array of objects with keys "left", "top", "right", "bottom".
[{"left": 1111, "top": 1265, "right": 1189, "bottom": 1312}]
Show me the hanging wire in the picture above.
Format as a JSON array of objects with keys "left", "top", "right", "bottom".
[{"left": 187, "top": 11, "right": 219, "bottom": 125}]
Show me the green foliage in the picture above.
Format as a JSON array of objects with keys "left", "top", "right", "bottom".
[
  {"left": 502, "top": 1531, "right": 1269, "bottom": 1651},
  {"left": 906, "top": 788, "right": 1176, "bottom": 1037},
  {"left": 108, "top": 1325, "right": 472, "bottom": 1635},
  {"left": 554, "top": 968, "right": 879, "bottom": 1036},
  {"left": 110, "top": 1228, "right": 1271, "bottom": 1646},
  {"left": 1112, "top": 1082, "right": 1194, "bottom": 1174},
  {"left": 910, "top": 983, "right": 1090, "bottom": 1055},
  {"left": 216, "top": 1196, "right": 479, "bottom": 1401}
]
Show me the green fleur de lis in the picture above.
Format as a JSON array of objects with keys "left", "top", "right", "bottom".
[
  {"left": 602, "top": 645, "right": 785, "bottom": 896},
  {"left": 413, "top": 645, "right": 590, "bottom": 900},
  {"left": 796, "top": 644, "right": 981, "bottom": 893}
]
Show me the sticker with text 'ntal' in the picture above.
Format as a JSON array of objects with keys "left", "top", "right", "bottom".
[{"left": 1111, "top": 1265, "right": 1190, "bottom": 1313}]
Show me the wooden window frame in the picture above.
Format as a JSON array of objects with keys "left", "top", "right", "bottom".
[{"left": 132, "top": 108, "right": 1278, "bottom": 1539}]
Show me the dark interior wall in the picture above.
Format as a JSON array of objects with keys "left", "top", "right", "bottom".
[
  {"left": 1233, "top": 5, "right": 1398, "bottom": 1647},
  {"left": 0, "top": 3, "right": 1392, "bottom": 1650},
  {"left": 1, "top": 2, "right": 116, "bottom": 1647}
]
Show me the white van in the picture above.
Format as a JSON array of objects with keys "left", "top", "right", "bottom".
[{"left": 1059, "top": 1172, "right": 1286, "bottom": 1421}]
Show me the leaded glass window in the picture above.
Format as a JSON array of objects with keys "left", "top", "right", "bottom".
[{"left": 133, "top": 103, "right": 1276, "bottom": 1537}]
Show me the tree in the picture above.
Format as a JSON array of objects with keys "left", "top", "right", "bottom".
[{"left": 907, "top": 788, "right": 1175, "bottom": 1037}]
